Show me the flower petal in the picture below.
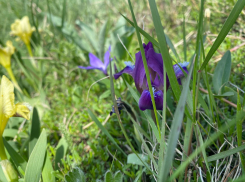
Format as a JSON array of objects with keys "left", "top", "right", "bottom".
[
  {"left": 139, "top": 89, "right": 163, "bottom": 111},
  {"left": 15, "top": 102, "right": 31, "bottom": 120},
  {"left": 133, "top": 42, "right": 164, "bottom": 93},
  {"left": 89, "top": 53, "right": 105, "bottom": 69},
  {"left": 173, "top": 62, "right": 189, "bottom": 84},
  {"left": 0, "top": 76, "right": 15, "bottom": 118},
  {"left": 103, "top": 46, "right": 112, "bottom": 69},
  {"left": 114, "top": 66, "right": 134, "bottom": 79}
]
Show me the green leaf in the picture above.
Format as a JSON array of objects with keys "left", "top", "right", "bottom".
[
  {"left": 0, "top": 164, "right": 8, "bottom": 182},
  {"left": 65, "top": 167, "right": 85, "bottom": 182},
  {"left": 2, "top": 129, "right": 18, "bottom": 138},
  {"left": 158, "top": 61, "right": 194, "bottom": 181},
  {"left": 98, "top": 20, "right": 108, "bottom": 61},
  {"left": 3, "top": 138, "right": 27, "bottom": 173},
  {"left": 213, "top": 51, "right": 231, "bottom": 94},
  {"left": 127, "top": 153, "right": 148, "bottom": 166},
  {"left": 29, "top": 107, "right": 41, "bottom": 156},
  {"left": 75, "top": 21, "right": 99, "bottom": 53},
  {"left": 104, "top": 170, "right": 113, "bottom": 182},
  {"left": 87, "top": 109, "right": 127, "bottom": 156},
  {"left": 24, "top": 129, "right": 47, "bottom": 182},
  {"left": 104, "top": 170, "right": 123, "bottom": 182},
  {"left": 213, "top": 92, "right": 234, "bottom": 98},
  {"left": 55, "top": 137, "right": 68, "bottom": 170},
  {"left": 114, "top": 171, "right": 123, "bottom": 182},
  {"left": 42, "top": 152, "right": 55, "bottom": 182},
  {"left": 207, "top": 144, "right": 245, "bottom": 162},
  {"left": 200, "top": 0, "right": 245, "bottom": 70}
]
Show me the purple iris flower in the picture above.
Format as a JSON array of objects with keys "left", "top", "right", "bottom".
[
  {"left": 78, "top": 47, "right": 112, "bottom": 75},
  {"left": 114, "top": 42, "right": 189, "bottom": 111}
]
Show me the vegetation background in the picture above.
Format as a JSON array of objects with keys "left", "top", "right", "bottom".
[{"left": 0, "top": 0, "right": 245, "bottom": 181}]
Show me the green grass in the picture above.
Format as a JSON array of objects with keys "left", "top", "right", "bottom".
[{"left": 0, "top": 0, "right": 245, "bottom": 181}]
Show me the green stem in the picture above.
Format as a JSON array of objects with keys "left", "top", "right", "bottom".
[
  {"left": 5, "top": 67, "right": 23, "bottom": 94},
  {"left": 25, "top": 43, "right": 36, "bottom": 68},
  {"left": 0, "top": 137, "right": 7, "bottom": 160}
]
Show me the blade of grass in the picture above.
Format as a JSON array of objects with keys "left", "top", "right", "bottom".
[
  {"left": 87, "top": 109, "right": 126, "bottom": 157},
  {"left": 158, "top": 58, "right": 194, "bottom": 181},
  {"left": 178, "top": 118, "right": 193, "bottom": 182},
  {"left": 200, "top": 0, "right": 245, "bottom": 70},
  {"left": 61, "top": 0, "right": 66, "bottom": 28},
  {"left": 128, "top": 0, "right": 161, "bottom": 136},
  {"left": 169, "top": 111, "right": 245, "bottom": 181},
  {"left": 109, "top": 62, "right": 156, "bottom": 175},
  {"left": 147, "top": 0, "right": 181, "bottom": 101},
  {"left": 236, "top": 89, "right": 245, "bottom": 170},
  {"left": 207, "top": 144, "right": 245, "bottom": 162},
  {"left": 125, "top": 81, "right": 160, "bottom": 142}
]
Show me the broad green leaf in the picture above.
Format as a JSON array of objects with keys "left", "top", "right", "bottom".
[
  {"left": 114, "top": 171, "right": 123, "bottom": 182},
  {"left": 127, "top": 153, "right": 148, "bottom": 166},
  {"left": 87, "top": 109, "right": 126, "bottom": 156},
  {"left": 65, "top": 167, "right": 85, "bottom": 182},
  {"left": 42, "top": 152, "right": 55, "bottom": 182},
  {"left": 104, "top": 170, "right": 113, "bottom": 182},
  {"left": 207, "top": 144, "right": 245, "bottom": 162},
  {"left": 24, "top": 129, "right": 47, "bottom": 182},
  {"left": 3, "top": 138, "right": 27, "bottom": 173},
  {"left": 3, "top": 129, "right": 17, "bottom": 138},
  {"left": 213, "top": 51, "right": 231, "bottom": 95},
  {"left": 200, "top": 0, "right": 245, "bottom": 70},
  {"left": 29, "top": 107, "right": 41, "bottom": 156},
  {"left": 55, "top": 137, "right": 68, "bottom": 170}
]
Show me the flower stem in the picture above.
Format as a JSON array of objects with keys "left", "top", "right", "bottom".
[
  {"left": 25, "top": 43, "right": 36, "bottom": 68},
  {"left": 5, "top": 67, "right": 23, "bottom": 94},
  {"left": 0, "top": 137, "right": 7, "bottom": 160}
]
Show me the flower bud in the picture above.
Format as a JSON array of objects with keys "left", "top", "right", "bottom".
[{"left": 0, "top": 160, "right": 18, "bottom": 182}]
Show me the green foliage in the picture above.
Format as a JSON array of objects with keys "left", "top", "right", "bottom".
[
  {"left": 0, "top": 0, "right": 245, "bottom": 181},
  {"left": 65, "top": 167, "right": 86, "bottom": 182},
  {"left": 213, "top": 51, "right": 232, "bottom": 94}
]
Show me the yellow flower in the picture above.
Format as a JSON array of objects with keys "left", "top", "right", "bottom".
[
  {"left": 0, "top": 41, "right": 15, "bottom": 68},
  {"left": 0, "top": 75, "right": 31, "bottom": 136},
  {"left": 10, "top": 16, "right": 35, "bottom": 45}
]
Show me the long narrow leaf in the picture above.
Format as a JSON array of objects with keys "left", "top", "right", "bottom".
[
  {"left": 158, "top": 59, "right": 194, "bottom": 181},
  {"left": 200, "top": 0, "right": 245, "bottom": 70}
]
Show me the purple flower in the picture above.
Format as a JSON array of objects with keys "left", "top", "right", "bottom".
[
  {"left": 114, "top": 42, "right": 189, "bottom": 111},
  {"left": 78, "top": 47, "right": 112, "bottom": 75}
]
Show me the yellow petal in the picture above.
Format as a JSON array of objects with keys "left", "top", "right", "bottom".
[
  {"left": 10, "top": 16, "right": 35, "bottom": 45},
  {"left": 0, "top": 41, "right": 14, "bottom": 68},
  {"left": 15, "top": 102, "right": 32, "bottom": 120},
  {"left": 0, "top": 76, "right": 15, "bottom": 118}
]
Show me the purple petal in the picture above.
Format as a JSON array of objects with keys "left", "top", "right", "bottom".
[
  {"left": 78, "top": 66, "right": 104, "bottom": 72},
  {"left": 139, "top": 89, "right": 163, "bottom": 111},
  {"left": 173, "top": 62, "right": 189, "bottom": 84},
  {"left": 104, "top": 46, "right": 112, "bottom": 68},
  {"left": 89, "top": 53, "right": 105, "bottom": 69},
  {"left": 133, "top": 42, "right": 164, "bottom": 93},
  {"left": 114, "top": 66, "right": 134, "bottom": 79}
]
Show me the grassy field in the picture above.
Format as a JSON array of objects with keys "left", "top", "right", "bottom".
[{"left": 0, "top": 0, "right": 245, "bottom": 181}]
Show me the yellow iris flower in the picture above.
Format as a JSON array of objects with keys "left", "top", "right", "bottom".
[
  {"left": 0, "top": 41, "right": 15, "bottom": 68},
  {"left": 10, "top": 16, "right": 35, "bottom": 45},
  {"left": 0, "top": 41, "right": 22, "bottom": 93},
  {"left": 0, "top": 75, "right": 31, "bottom": 160}
]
